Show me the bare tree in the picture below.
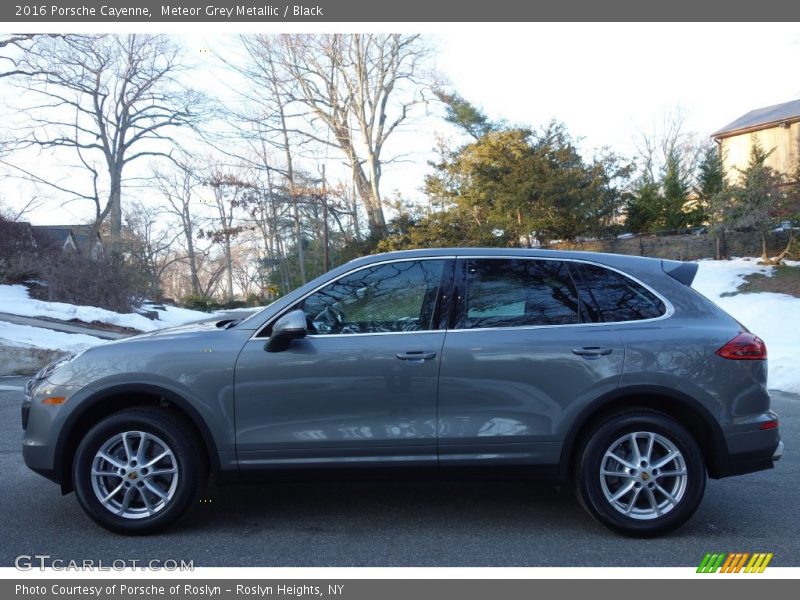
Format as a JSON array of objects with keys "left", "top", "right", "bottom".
[
  {"left": 122, "top": 200, "right": 186, "bottom": 299},
  {"left": 204, "top": 164, "right": 253, "bottom": 302},
  {"left": 161, "top": 249, "right": 227, "bottom": 302},
  {"left": 1, "top": 34, "right": 205, "bottom": 249},
  {"left": 231, "top": 36, "right": 309, "bottom": 283},
  {"left": 634, "top": 108, "right": 703, "bottom": 183},
  {"left": 0, "top": 194, "right": 43, "bottom": 222},
  {"left": 0, "top": 34, "right": 53, "bottom": 78},
  {"left": 229, "top": 236, "right": 262, "bottom": 300},
  {"left": 152, "top": 160, "right": 205, "bottom": 296},
  {"left": 244, "top": 34, "right": 431, "bottom": 238},
  {"left": 243, "top": 169, "right": 294, "bottom": 295}
]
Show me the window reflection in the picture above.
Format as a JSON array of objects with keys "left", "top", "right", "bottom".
[
  {"left": 574, "top": 263, "right": 665, "bottom": 322},
  {"left": 463, "top": 259, "right": 581, "bottom": 328},
  {"left": 298, "top": 260, "right": 444, "bottom": 335}
]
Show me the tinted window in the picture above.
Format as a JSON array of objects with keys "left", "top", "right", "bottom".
[
  {"left": 573, "top": 263, "right": 666, "bottom": 322},
  {"left": 461, "top": 259, "right": 580, "bottom": 328},
  {"left": 297, "top": 260, "right": 445, "bottom": 335}
]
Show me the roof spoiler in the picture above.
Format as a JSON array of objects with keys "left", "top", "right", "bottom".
[{"left": 661, "top": 259, "right": 698, "bottom": 286}]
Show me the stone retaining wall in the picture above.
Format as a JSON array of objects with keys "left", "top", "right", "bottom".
[{"left": 551, "top": 231, "right": 792, "bottom": 261}]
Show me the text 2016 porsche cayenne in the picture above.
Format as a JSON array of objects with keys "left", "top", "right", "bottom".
[{"left": 22, "top": 249, "right": 782, "bottom": 536}]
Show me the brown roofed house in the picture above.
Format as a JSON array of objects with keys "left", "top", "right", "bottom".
[{"left": 712, "top": 98, "right": 800, "bottom": 181}]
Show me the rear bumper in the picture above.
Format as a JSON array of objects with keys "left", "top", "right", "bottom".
[
  {"left": 712, "top": 424, "right": 782, "bottom": 479},
  {"left": 773, "top": 440, "right": 784, "bottom": 461}
]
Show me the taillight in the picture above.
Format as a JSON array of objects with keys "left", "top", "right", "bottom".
[{"left": 715, "top": 332, "right": 767, "bottom": 360}]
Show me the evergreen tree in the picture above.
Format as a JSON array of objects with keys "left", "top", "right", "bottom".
[
  {"left": 386, "top": 120, "right": 631, "bottom": 249},
  {"left": 661, "top": 147, "right": 692, "bottom": 230},
  {"left": 695, "top": 143, "right": 724, "bottom": 227},
  {"left": 697, "top": 144, "right": 725, "bottom": 202},
  {"left": 434, "top": 89, "right": 497, "bottom": 140},
  {"left": 725, "top": 142, "right": 785, "bottom": 262},
  {"left": 625, "top": 178, "right": 662, "bottom": 233}
]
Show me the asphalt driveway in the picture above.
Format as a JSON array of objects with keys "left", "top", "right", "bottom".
[{"left": 1, "top": 376, "right": 797, "bottom": 567}]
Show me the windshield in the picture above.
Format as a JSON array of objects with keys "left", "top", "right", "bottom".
[{"left": 230, "top": 299, "right": 277, "bottom": 327}]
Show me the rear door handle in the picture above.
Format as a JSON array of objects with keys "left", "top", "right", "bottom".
[
  {"left": 572, "top": 347, "right": 613, "bottom": 358},
  {"left": 396, "top": 351, "right": 437, "bottom": 362}
]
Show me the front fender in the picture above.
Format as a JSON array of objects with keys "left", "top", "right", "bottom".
[{"left": 52, "top": 379, "right": 235, "bottom": 493}]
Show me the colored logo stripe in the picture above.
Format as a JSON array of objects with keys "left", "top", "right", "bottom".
[
  {"left": 697, "top": 553, "right": 772, "bottom": 573},
  {"left": 745, "top": 553, "right": 773, "bottom": 573},
  {"left": 697, "top": 553, "right": 725, "bottom": 573}
]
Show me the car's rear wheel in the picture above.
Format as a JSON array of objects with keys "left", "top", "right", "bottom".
[
  {"left": 574, "top": 410, "right": 706, "bottom": 537},
  {"left": 73, "top": 408, "right": 205, "bottom": 534}
]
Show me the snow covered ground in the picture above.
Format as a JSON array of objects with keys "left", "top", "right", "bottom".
[
  {"left": 0, "top": 284, "right": 209, "bottom": 332},
  {"left": 0, "top": 284, "right": 214, "bottom": 362},
  {"left": 693, "top": 258, "right": 800, "bottom": 394},
  {"left": 0, "top": 320, "right": 106, "bottom": 353},
  {"left": 1, "top": 259, "right": 798, "bottom": 392}
]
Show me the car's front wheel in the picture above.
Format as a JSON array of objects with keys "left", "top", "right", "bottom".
[
  {"left": 574, "top": 410, "right": 706, "bottom": 537},
  {"left": 72, "top": 408, "right": 206, "bottom": 534}
]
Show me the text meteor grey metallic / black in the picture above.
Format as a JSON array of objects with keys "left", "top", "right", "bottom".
[{"left": 21, "top": 248, "right": 782, "bottom": 536}]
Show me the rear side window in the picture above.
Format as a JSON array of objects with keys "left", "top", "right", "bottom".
[
  {"left": 460, "top": 259, "right": 581, "bottom": 328},
  {"left": 572, "top": 263, "right": 666, "bottom": 322}
]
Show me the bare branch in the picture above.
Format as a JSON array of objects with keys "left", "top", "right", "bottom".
[
  {"left": 238, "top": 33, "right": 433, "bottom": 238},
  {"left": 2, "top": 34, "right": 208, "bottom": 248}
]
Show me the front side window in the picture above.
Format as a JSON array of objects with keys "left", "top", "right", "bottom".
[
  {"left": 296, "top": 260, "right": 445, "bottom": 335},
  {"left": 573, "top": 263, "right": 666, "bottom": 322},
  {"left": 460, "top": 259, "right": 581, "bottom": 329}
]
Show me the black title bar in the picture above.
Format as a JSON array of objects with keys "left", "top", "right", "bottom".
[{"left": 4, "top": 0, "right": 800, "bottom": 22}]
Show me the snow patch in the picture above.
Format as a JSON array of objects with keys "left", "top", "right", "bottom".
[
  {"left": 693, "top": 258, "right": 800, "bottom": 394},
  {"left": 0, "top": 321, "right": 105, "bottom": 353},
  {"left": 0, "top": 285, "right": 210, "bottom": 332}
]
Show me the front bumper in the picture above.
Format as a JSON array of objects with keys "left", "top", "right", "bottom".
[
  {"left": 21, "top": 377, "right": 34, "bottom": 429},
  {"left": 21, "top": 380, "right": 85, "bottom": 485}
]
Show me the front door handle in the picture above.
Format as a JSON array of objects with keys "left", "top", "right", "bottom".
[
  {"left": 572, "top": 347, "right": 613, "bottom": 358},
  {"left": 396, "top": 351, "right": 437, "bottom": 362}
]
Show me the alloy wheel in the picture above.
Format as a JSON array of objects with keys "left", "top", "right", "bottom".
[
  {"left": 599, "top": 431, "right": 688, "bottom": 520},
  {"left": 90, "top": 430, "right": 179, "bottom": 519}
]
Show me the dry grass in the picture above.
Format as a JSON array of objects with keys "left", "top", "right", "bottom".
[{"left": 734, "top": 264, "right": 800, "bottom": 298}]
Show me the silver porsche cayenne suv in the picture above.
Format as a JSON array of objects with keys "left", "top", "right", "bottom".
[{"left": 21, "top": 249, "right": 783, "bottom": 536}]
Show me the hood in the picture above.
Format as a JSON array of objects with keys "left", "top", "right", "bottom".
[
  {"left": 105, "top": 317, "right": 235, "bottom": 344},
  {"left": 43, "top": 316, "right": 250, "bottom": 387}
]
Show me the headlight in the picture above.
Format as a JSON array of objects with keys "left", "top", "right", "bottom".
[{"left": 34, "top": 353, "right": 77, "bottom": 381}]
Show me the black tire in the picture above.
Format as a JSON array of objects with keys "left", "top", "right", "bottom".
[
  {"left": 574, "top": 410, "right": 706, "bottom": 537},
  {"left": 72, "top": 407, "right": 206, "bottom": 535}
]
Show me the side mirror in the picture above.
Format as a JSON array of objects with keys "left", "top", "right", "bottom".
[{"left": 265, "top": 309, "right": 307, "bottom": 352}]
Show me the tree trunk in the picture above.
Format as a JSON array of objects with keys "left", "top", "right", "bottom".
[
  {"left": 181, "top": 211, "right": 201, "bottom": 296},
  {"left": 278, "top": 109, "right": 306, "bottom": 284},
  {"left": 352, "top": 161, "right": 385, "bottom": 237},
  {"left": 335, "top": 125, "right": 385, "bottom": 238},
  {"left": 772, "top": 232, "right": 795, "bottom": 264},
  {"left": 224, "top": 234, "right": 234, "bottom": 301},
  {"left": 365, "top": 153, "right": 386, "bottom": 237},
  {"left": 322, "top": 200, "right": 330, "bottom": 272},
  {"left": 187, "top": 247, "right": 201, "bottom": 297},
  {"left": 275, "top": 233, "right": 291, "bottom": 294},
  {"left": 351, "top": 180, "right": 361, "bottom": 241},
  {"left": 108, "top": 165, "right": 123, "bottom": 253}
]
